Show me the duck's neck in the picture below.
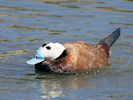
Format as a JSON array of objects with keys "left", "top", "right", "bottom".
[{"left": 55, "top": 50, "right": 67, "bottom": 60}]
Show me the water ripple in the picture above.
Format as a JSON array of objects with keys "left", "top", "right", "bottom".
[
  {"left": 110, "top": 22, "right": 133, "bottom": 26},
  {"left": 0, "top": 50, "right": 32, "bottom": 58},
  {"left": 96, "top": 6, "right": 133, "bottom": 13},
  {"left": 0, "top": 5, "right": 47, "bottom": 12}
]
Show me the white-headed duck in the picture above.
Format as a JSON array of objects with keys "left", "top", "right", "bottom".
[{"left": 26, "top": 28, "right": 120, "bottom": 74}]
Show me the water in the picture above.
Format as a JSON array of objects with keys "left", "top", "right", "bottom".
[{"left": 0, "top": 0, "right": 133, "bottom": 100}]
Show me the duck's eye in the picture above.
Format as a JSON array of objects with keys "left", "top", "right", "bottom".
[
  {"left": 42, "top": 43, "right": 47, "bottom": 47},
  {"left": 46, "top": 46, "right": 51, "bottom": 50},
  {"left": 35, "top": 55, "right": 38, "bottom": 58}
]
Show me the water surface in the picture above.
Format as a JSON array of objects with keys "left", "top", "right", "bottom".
[{"left": 0, "top": 0, "right": 133, "bottom": 100}]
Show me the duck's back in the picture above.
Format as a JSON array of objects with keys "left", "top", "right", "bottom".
[{"left": 68, "top": 42, "right": 109, "bottom": 71}]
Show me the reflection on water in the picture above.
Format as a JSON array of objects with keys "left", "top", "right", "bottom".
[
  {"left": 40, "top": 79, "right": 63, "bottom": 99},
  {"left": 0, "top": 0, "right": 133, "bottom": 100},
  {"left": 38, "top": 74, "right": 93, "bottom": 99}
]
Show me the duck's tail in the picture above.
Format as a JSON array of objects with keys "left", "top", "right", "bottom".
[{"left": 98, "top": 28, "right": 121, "bottom": 48}]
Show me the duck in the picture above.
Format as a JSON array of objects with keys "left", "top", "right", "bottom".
[{"left": 26, "top": 28, "right": 121, "bottom": 74}]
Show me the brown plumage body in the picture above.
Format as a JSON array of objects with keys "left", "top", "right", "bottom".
[{"left": 35, "top": 41, "right": 109, "bottom": 74}]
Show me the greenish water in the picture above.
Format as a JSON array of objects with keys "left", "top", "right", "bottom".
[{"left": 0, "top": 0, "right": 133, "bottom": 100}]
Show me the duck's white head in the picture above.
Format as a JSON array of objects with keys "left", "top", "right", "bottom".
[
  {"left": 41, "top": 42, "right": 65, "bottom": 60},
  {"left": 26, "top": 42, "right": 65, "bottom": 65}
]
